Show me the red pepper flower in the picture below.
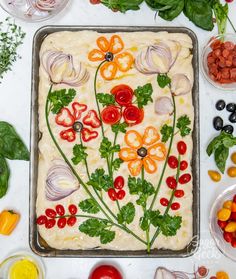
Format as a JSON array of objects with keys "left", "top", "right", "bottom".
[{"left": 55, "top": 102, "right": 101, "bottom": 142}]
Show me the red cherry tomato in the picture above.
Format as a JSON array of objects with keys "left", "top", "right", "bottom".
[
  {"left": 57, "top": 218, "right": 67, "bottom": 229},
  {"left": 218, "top": 220, "right": 228, "bottom": 230},
  {"left": 231, "top": 212, "right": 236, "bottom": 221},
  {"left": 179, "top": 173, "right": 191, "bottom": 184},
  {"left": 89, "top": 265, "right": 123, "bottom": 279},
  {"left": 174, "top": 189, "right": 185, "bottom": 198},
  {"left": 166, "top": 176, "right": 177, "bottom": 189},
  {"left": 111, "top": 84, "right": 133, "bottom": 106},
  {"left": 180, "top": 160, "right": 188, "bottom": 171},
  {"left": 223, "top": 231, "right": 233, "bottom": 243},
  {"left": 67, "top": 216, "right": 77, "bottom": 227},
  {"left": 114, "top": 176, "right": 125, "bottom": 189},
  {"left": 101, "top": 106, "right": 122, "bottom": 125},
  {"left": 160, "top": 198, "right": 169, "bottom": 207},
  {"left": 45, "top": 219, "right": 56, "bottom": 229},
  {"left": 68, "top": 204, "right": 78, "bottom": 215},
  {"left": 36, "top": 215, "right": 47, "bottom": 225},
  {"left": 177, "top": 141, "right": 187, "bottom": 155},
  {"left": 123, "top": 105, "right": 144, "bottom": 125},
  {"left": 231, "top": 238, "right": 236, "bottom": 248},
  {"left": 45, "top": 208, "right": 56, "bottom": 219},
  {"left": 55, "top": 204, "right": 65, "bottom": 216},
  {"left": 210, "top": 277, "right": 217, "bottom": 279},
  {"left": 171, "top": 202, "right": 180, "bottom": 210},
  {"left": 168, "top": 156, "right": 178, "bottom": 169},
  {"left": 117, "top": 190, "right": 126, "bottom": 200},
  {"left": 108, "top": 188, "right": 118, "bottom": 201},
  {"left": 233, "top": 194, "right": 236, "bottom": 203},
  {"left": 197, "top": 266, "right": 208, "bottom": 277},
  {"left": 90, "top": 0, "right": 101, "bottom": 4}
]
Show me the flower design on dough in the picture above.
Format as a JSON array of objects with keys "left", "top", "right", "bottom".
[
  {"left": 42, "top": 50, "right": 89, "bottom": 86},
  {"left": 119, "top": 127, "right": 167, "bottom": 176},
  {"left": 55, "top": 102, "right": 101, "bottom": 142},
  {"left": 88, "top": 35, "right": 134, "bottom": 80}
]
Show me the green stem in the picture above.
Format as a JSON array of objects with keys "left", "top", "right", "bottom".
[
  {"left": 149, "top": 94, "right": 176, "bottom": 210},
  {"left": 80, "top": 134, "right": 90, "bottom": 180}
]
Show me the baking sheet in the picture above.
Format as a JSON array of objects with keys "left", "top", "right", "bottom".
[{"left": 29, "top": 26, "right": 200, "bottom": 258}]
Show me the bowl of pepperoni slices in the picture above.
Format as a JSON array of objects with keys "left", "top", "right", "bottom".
[{"left": 202, "top": 34, "right": 236, "bottom": 91}]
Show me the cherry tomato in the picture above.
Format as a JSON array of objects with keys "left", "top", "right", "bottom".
[
  {"left": 123, "top": 105, "right": 144, "bottom": 125},
  {"left": 101, "top": 106, "right": 122, "bottom": 125},
  {"left": 210, "top": 277, "right": 217, "bottom": 279},
  {"left": 218, "top": 220, "right": 227, "bottom": 230},
  {"left": 45, "top": 208, "right": 56, "bottom": 219},
  {"left": 168, "top": 156, "right": 178, "bottom": 169},
  {"left": 90, "top": 0, "right": 101, "bottom": 4},
  {"left": 198, "top": 266, "right": 208, "bottom": 277},
  {"left": 233, "top": 194, "right": 236, "bottom": 203},
  {"left": 117, "top": 190, "right": 126, "bottom": 200},
  {"left": 55, "top": 204, "right": 65, "bottom": 216},
  {"left": 166, "top": 176, "right": 177, "bottom": 189},
  {"left": 179, "top": 173, "right": 191, "bottom": 184},
  {"left": 174, "top": 189, "right": 185, "bottom": 198},
  {"left": 89, "top": 265, "right": 123, "bottom": 279},
  {"left": 160, "top": 198, "right": 169, "bottom": 207},
  {"left": 111, "top": 84, "right": 133, "bottom": 106},
  {"left": 57, "top": 218, "right": 67, "bottom": 229},
  {"left": 177, "top": 141, "right": 187, "bottom": 155},
  {"left": 36, "top": 215, "right": 47, "bottom": 225},
  {"left": 231, "top": 212, "right": 236, "bottom": 221},
  {"left": 171, "top": 202, "right": 180, "bottom": 211},
  {"left": 67, "top": 216, "right": 77, "bottom": 227},
  {"left": 231, "top": 238, "right": 236, "bottom": 248},
  {"left": 114, "top": 176, "right": 125, "bottom": 189},
  {"left": 68, "top": 204, "right": 78, "bottom": 215},
  {"left": 180, "top": 160, "right": 188, "bottom": 171},
  {"left": 223, "top": 231, "right": 233, "bottom": 243},
  {"left": 45, "top": 219, "right": 56, "bottom": 229},
  {"left": 108, "top": 188, "right": 118, "bottom": 201}
]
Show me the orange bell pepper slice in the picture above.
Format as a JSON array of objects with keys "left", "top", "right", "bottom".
[
  {"left": 148, "top": 143, "right": 167, "bottom": 161},
  {"left": 109, "top": 35, "right": 124, "bottom": 54},
  {"left": 124, "top": 130, "right": 143, "bottom": 149},
  {"left": 88, "top": 49, "right": 105, "bottom": 62},
  {"left": 97, "top": 36, "right": 110, "bottom": 52},
  {"left": 143, "top": 126, "right": 160, "bottom": 146},
  {"left": 143, "top": 157, "right": 157, "bottom": 174},
  {"left": 119, "top": 148, "right": 137, "bottom": 162},
  {"left": 0, "top": 210, "right": 20, "bottom": 236},
  {"left": 114, "top": 52, "right": 134, "bottom": 72},
  {"left": 100, "top": 62, "right": 118, "bottom": 80},
  {"left": 128, "top": 159, "right": 143, "bottom": 176}
]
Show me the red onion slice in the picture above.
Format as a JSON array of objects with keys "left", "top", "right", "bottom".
[
  {"left": 155, "top": 97, "right": 173, "bottom": 115},
  {"left": 171, "top": 74, "right": 192, "bottom": 96},
  {"left": 154, "top": 267, "right": 176, "bottom": 279}
]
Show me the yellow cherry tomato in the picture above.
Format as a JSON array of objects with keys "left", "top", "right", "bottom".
[
  {"left": 227, "top": 166, "right": 236, "bottom": 177},
  {"left": 217, "top": 208, "right": 231, "bottom": 221},
  {"left": 223, "top": 200, "right": 233, "bottom": 210},
  {"left": 225, "top": 222, "right": 236, "bottom": 233},
  {"left": 231, "top": 152, "right": 236, "bottom": 164},
  {"left": 208, "top": 170, "right": 221, "bottom": 182},
  {"left": 216, "top": 271, "right": 229, "bottom": 279}
]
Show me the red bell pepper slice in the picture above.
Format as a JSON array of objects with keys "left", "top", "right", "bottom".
[
  {"left": 55, "top": 108, "right": 75, "bottom": 127},
  {"left": 72, "top": 102, "right": 87, "bottom": 120},
  {"left": 81, "top": 128, "right": 98, "bottom": 142},
  {"left": 60, "top": 129, "right": 76, "bottom": 142},
  {"left": 82, "top": 110, "right": 101, "bottom": 128}
]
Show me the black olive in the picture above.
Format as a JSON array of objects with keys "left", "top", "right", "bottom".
[
  {"left": 137, "top": 147, "right": 147, "bottom": 158},
  {"left": 229, "top": 112, "right": 236, "bottom": 123},
  {"left": 105, "top": 52, "right": 114, "bottom": 62},
  {"left": 222, "top": 125, "right": 234, "bottom": 134},
  {"left": 226, "top": 103, "right": 236, "bottom": 113},
  {"left": 73, "top": 121, "right": 83, "bottom": 132},
  {"left": 215, "top": 100, "right": 226, "bottom": 111},
  {"left": 213, "top": 116, "right": 223, "bottom": 131}
]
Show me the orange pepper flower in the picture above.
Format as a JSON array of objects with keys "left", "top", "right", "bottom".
[
  {"left": 119, "top": 127, "right": 167, "bottom": 176},
  {"left": 88, "top": 35, "right": 134, "bottom": 80}
]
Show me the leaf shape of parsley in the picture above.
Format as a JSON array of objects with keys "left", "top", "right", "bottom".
[
  {"left": 160, "top": 124, "right": 173, "bottom": 143},
  {"left": 176, "top": 115, "right": 191, "bottom": 137},
  {"left": 79, "top": 198, "right": 100, "bottom": 214},
  {"left": 97, "top": 93, "right": 115, "bottom": 107},
  {"left": 87, "top": 169, "right": 112, "bottom": 191},
  {"left": 100, "top": 230, "right": 116, "bottom": 244},
  {"left": 134, "top": 83, "right": 153, "bottom": 108},
  {"left": 49, "top": 88, "right": 76, "bottom": 114},
  {"left": 112, "top": 122, "right": 128, "bottom": 134},
  {"left": 159, "top": 215, "right": 182, "bottom": 237},
  {"left": 79, "top": 219, "right": 108, "bottom": 237},
  {"left": 117, "top": 202, "right": 135, "bottom": 225},
  {"left": 71, "top": 144, "right": 88, "bottom": 165},
  {"left": 99, "top": 137, "right": 120, "bottom": 159},
  {"left": 157, "top": 74, "right": 171, "bottom": 88},
  {"left": 112, "top": 158, "right": 123, "bottom": 171}
]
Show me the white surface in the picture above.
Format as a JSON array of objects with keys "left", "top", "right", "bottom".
[{"left": 0, "top": 1, "right": 236, "bottom": 278}]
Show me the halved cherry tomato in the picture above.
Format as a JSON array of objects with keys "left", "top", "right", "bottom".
[
  {"left": 67, "top": 216, "right": 77, "bottom": 227},
  {"left": 180, "top": 160, "right": 188, "bottom": 171},
  {"left": 97, "top": 36, "right": 110, "bottom": 52},
  {"left": 174, "top": 189, "right": 185, "bottom": 198},
  {"left": 36, "top": 215, "right": 47, "bottom": 225},
  {"left": 55, "top": 108, "right": 75, "bottom": 127},
  {"left": 117, "top": 190, "right": 126, "bottom": 200},
  {"left": 60, "top": 128, "right": 76, "bottom": 142},
  {"left": 177, "top": 141, "right": 187, "bottom": 155},
  {"left": 179, "top": 173, "right": 191, "bottom": 184},
  {"left": 114, "top": 176, "right": 125, "bottom": 189},
  {"left": 81, "top": 128, "right": 98, "bottom": 142},
  {"left": 111, "top": 84, "right": 133, "bottom": 106},
  {"left": 45, "top": 209, "right": 56, "bottom": 219},
  {"left": 114, "top": 51, "right": 134, "bottom": 72},
  {"left": 57, "top": 218, "right": 67, "bottom": 229},
  {"left": 160, "top": 198, "right": 169, "bottom": 207},
  {"left": 168, "top": 156, "right": 178, "bottom": 169},
  {"left": 124, "top": 130, "right": 143, "bottom": 149},
  {"left": 100, "top": 62, "right": 118, "bottom": 80},
  {"left": 89, "top": 264, "right": 123, "bottom": 279},
  {"left": 123, "top": 105, "right": 144, "bottom": 125},
  {"left": 101, "top": 105, "right": 121, "bottom": 125},
  {"left": 45, "top": 219, "right": 56, "bottom": 229},
  {"left": 171, "top": 202, "right": 180, "bottom": 211},
  {"left": 68, "top": 204, "right": 78, "bottom": 215},
  {"left": 55, "top": 205, "right": 65, "bottom": 216},
  {"left": 108, "top": 188, "right": 118, "bottom": 201},
  {"left": 72, "top": 102, "right": 87, "bottom": 119},
  {"left": 83, "top": 110, "right": 101, "bottom": 128},
  {"left": 166, "top": 176, "right": 177, "bottom": 189}
]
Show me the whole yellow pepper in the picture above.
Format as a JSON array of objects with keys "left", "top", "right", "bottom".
[{"left": 0, "top": 210, "right": 20, "bottom": 235}]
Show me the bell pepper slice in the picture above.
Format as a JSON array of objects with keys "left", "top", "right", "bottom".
[
  {"left": 97, "top": 36, "right": 110, "bottom": 52},
  {"left": 124, "top": 130, "right": 143, "bottom": 149},
  {"left": 82, "top": 110, "right": 101, "bottom": 128},
  {"left": 100, "top": 62, "right": 118, "bottom": 80},
  {"left": 55, "top": 108, "right": 75, "bottom": 127},
  {"left": 143, "top": 126, "right": 160, "bottom": 146},
  {"left": 88, "top": 49, "right": 105, "bottom": 62},
  {"left": 128, "top": 158, "right": 143, "bottom": 176},
  {"left": 60, "top": 128, "right": 76, "bottom": 142},
  {"left": 109, "top": 35, "right": 124, "bottom": 54},
  {"left": 119, "top": 147, "right": 138, "bottom": 162},
  {"left": 72, "top": 102, "right": 87, "bottom": 120},
  {"left": 148, "top": 143, "right": 167, "bottom": 161},
  {"left": 81, "top": 128, "right": 98, "bottom": 142},
  {"left": 0, "top": 210, "right": 20, "bottom": 236},
  {"left": 143, "top": 157, "right": 157, "bottom": 174},
  {"left": 114, "top": 52, "right": 134, "bottom": 72}
]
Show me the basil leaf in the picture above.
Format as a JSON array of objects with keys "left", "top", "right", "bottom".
[
  {"left": 0, "top": 121, "right": 29, "bottom": 161},
  {"left": 160, "top": 124, "right": 173, "bottom": 143},
  {"left": 87, "top": 169, "right": 112, "bottom": 191},
  {"left": 157, "top": 74, "right": 171, "bottom": 88},
  {"left": 71, "top": 144, "right": 88, "bottom": 165},
  {"left": 97, "top": 93, "right": 115, "bottom": 107},
  {"left": 79, "top": 198, "right": 100, "bottom": 214},
  {"left": 134, "top": 83, "right": 153, "bottom": 108},
  {"left": 0, "top": 155, "right": 10, "bottom": 198},
  {"left": 117, "top": 202, "right": 135, "bottom": 224},
  {"left": 100, "top": 230, "right": 116, "bottom": 244},
  {"left": 101, "top": 0, "right": 143, "bottom": 13},
  {"left": 159, "top": 0, "right": 184, "bottom": 21},
  {"left": 215, "top": 145, "right": 229, "bottom": 174}
]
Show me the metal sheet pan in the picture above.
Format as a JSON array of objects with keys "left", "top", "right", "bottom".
[{"left": 29, "top": 26, "right": 200, "bottom": 258}]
